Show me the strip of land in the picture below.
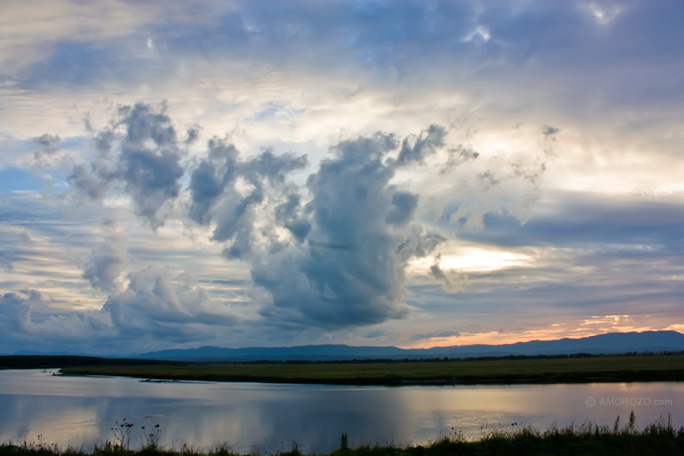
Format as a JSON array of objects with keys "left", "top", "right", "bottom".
[{"left": 58, "top": 353, "right": 684, "bottom": 385}]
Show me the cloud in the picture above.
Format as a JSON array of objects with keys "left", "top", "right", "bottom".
[
  {"left": 396, "top": 124, "right": 447, "bottom": 165},
  {"left": 459, "top": 195, "right": 684, "bottom": 249},
  {"left": 60, "top": 104, "right": 480, "bottom": 332},
  {"left": 0, "top": 290, "right": 113, "bottom": 341},
  {"left": 0, "top": 253, "right": 11, "bottom": 271},
  {"left": 411, "top": 330, "right": 461, "bottom": 341},
  {"left": 188, "top": 137, "right": 240, "bottom": 226},
  {"left": 542, "top": 125, "right": 559, "bottom": 137},
  {"left": 70, "top": 102, "right": 185, "bottom": 228},
  {"left": 82, "top": 220, "right": 126, "bottom": 293},
  {"left": 188, "top": 138, "right": 308, "bottom": 259},
  {"left": 251, "top": 127, "right": 454, "bottom": 328},
  {"left": 441, "top": 144, "right": 479, "bottom": 174},
  {"left": 103, "top": 266, "right": 239, "bottom": 340},
  {"left": 0, "top": 290, "right": 35, "bottom": 333},
  {"left": 32, "top": 133, "right": 61, "bottom": 166},
  {"left": 428, "top": 254, "right": 470, "bottom": 293}
]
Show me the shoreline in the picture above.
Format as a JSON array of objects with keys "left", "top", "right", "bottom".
[
  {"left": 56, "top": 353, "right": 684, "bottom": 386},
  {"left": 58, "top": 372, "right": 684, "bottom": 387}
]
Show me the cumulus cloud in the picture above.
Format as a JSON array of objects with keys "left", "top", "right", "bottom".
[
  {"left": 103, "top": 266, "right": 239, "bottom": 340},
  {"left": 0, "top": 290, "right": 113, "bottom": 340},
  {"left": 60, "top": 105, "right": 482, "bottom": 332},
  {"left": 70, "top": 102, "right": 185, "bottom": 228},
  {"left": 1, "top": 0, "right": 682, "bottom": 353},
  {"left": 0, "top": 290, "right": 36, "bottom": 333},
  {"left": 250, "top": 127, "right": 455, "bottom": 328},
  {"left": 0, "top": 267, "right": 240, "bottom": 351},
  {"left": 47, "top": 100, "right": 575, "bottom": 340},
  {"left": 188, "top": 138, "right": 308, "bottom": 259}
]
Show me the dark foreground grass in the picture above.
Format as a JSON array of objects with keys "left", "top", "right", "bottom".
[
  {"left": 59, "top": 353, "right": 684, "bottom": 385},
  {"left": 2, "top": 419, "right": 683, "bottom": 456}
]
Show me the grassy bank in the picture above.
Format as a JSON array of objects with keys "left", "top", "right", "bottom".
[
  {"left": 59, "top": 353, "right": 684, "bottom": 385},
  {"left": 2, "top": 418, "right": 683, "bottom": 456}
]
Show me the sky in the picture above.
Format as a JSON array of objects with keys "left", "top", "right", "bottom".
[{"left": 0, "top": 0, "right": 682, "bottom": 355}]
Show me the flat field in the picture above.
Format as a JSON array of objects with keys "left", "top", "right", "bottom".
[{"left": 59, "top": 353, "right": 684, "bottom": 385}]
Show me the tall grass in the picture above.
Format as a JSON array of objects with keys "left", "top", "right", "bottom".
[{"left": 1, "top": 415, "right": 682, "bottom": 456}]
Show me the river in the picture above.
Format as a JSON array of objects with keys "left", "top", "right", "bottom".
[{"left": 0, "top": 369, "right": 682, "bottom": 453}]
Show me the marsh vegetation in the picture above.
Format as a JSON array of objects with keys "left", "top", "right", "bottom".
[
  {"left": 2, "top": 415, "right": 683, "bottom": 456},
  {"left": 58, "top": 353, "right": 684, "bottom": 385}
]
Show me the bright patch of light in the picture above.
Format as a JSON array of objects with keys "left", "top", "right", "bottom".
[
  {"left": 463, "top": 25, "right": 490, "bottom": 43},
  {"left": 587, "top": 3, "right": 622, "bottom": 25},
  {"left": 410, "top": 247, "right": 531, "bottom": 274},
  {"left": 439, "top": 248, "right": 529, "bottom": 272}
]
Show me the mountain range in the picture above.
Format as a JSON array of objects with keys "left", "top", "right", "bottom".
[{"left": 137, "top": 330, "right": 684, "bottom": 362}]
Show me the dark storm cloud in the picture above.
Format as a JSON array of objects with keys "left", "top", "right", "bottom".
[{"left": 70, "top": 103, "right": 185, "bottom": 227}]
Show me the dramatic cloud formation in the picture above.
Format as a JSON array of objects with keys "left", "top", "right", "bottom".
[
  {"left": 252, "top": 127, "right": 450, "bottom": 328},
  {"left": 0, "top": 0, "right": 682, "bottom": 353},
  {"left": 72, "top": 105, "right": 463, "bottom": 331}
]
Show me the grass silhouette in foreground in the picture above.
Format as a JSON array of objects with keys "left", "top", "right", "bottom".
[{"left": 2, "top": 414, "right": 683, "bottom": 456}]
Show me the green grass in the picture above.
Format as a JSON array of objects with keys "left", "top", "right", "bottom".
[
  {"left": 2, "top": 417, "right": 683, "bottom": 456},
  {"left": 59, "top": 353, "right": 684, "bottom": 385}
]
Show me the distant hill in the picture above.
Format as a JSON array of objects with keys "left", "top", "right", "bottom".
[{"left": 137, "top": 330, "right": 684, "bottom": 361}]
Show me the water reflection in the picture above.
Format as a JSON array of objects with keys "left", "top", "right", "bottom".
[{"left": 0, "top": 370, "right": 682, "bottom": 453}]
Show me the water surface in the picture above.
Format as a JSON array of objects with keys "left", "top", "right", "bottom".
[{"left": 0, "top": 370, "right": 681, "bottom": 453}]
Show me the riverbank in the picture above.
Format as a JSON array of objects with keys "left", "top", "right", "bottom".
[
  {"left": 59, "top": 353, "right": 684, "bottom": 386},
  {"left": 2, "top": 419, "right": 683, "bottom": 456}
]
